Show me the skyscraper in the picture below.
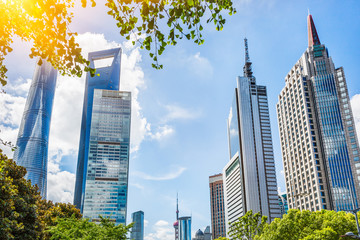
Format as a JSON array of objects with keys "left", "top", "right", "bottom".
[
  {"left": 130, "top": 211, "right": 144, "bottom": 240},
  {"left": 209, "top": 173, "right": 226, "bottom": 239},
  {"left": 224, "top": 38, "right": 281, "bottom": 233},
  {"left": 179, "top": 216, "right": 191, "bottom": 240},
  {"left": 277, "top": 14, "right": 360, "bottom": 211},
  {"left": 74, "top": 48, "right": 132, "bottom": 225},
  {"left": 13, "top": 60, "right": 57, "bottom": 198}
]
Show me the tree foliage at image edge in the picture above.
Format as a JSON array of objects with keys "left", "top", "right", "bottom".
[{"left": 0, "top": 0, "right": 236, "bottom": 87}]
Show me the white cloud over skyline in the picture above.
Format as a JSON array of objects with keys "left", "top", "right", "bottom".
[
  {"left": 132, "top": 166, "right": 186, "bottom": 181},
  {"left": 162, "top": 104, "right": 202, "bottom": 123},
  {"left": 144, "top": 220, "right": 174, "bottom": 240}
]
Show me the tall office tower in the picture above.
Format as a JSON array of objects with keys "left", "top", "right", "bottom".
[
  {"left": 130, "top": 211, "right": 144, "bottom": 240},
  {"left": 74, "top": 48, "right": 132, "bottom": 225},
  {"left": 173, "top": 195, "right": 180, "bottom": 240},
  {"left": 179, "top": 216, "right": 191, "bottom": 240},
  {"left": 224, "top": 38, "right": 281, "bottom": 234},
  {"left": 13, "top": 60, "right": 57, "bottom": 198},
  {"left": 277, "top": 14, "right": 360, "bottom": 211},
  {"left": 209, "top": 174, "right": 226, "bottom": 239}
]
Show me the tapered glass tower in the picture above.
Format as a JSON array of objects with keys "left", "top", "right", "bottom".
[
  {"left": 224, "top": 39, "right": 281, "bottom": 234},
  {"left": 74, "top": 48, "right": 131, "bottom": 224},
  {"left": 13, "top": 60, "right": 57, "bottom": 198},
  {"left": 277, "top": 14, "right": 360, "bottom": 211}
]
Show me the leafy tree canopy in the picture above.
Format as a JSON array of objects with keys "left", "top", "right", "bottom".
[
  {"left": 0, "top": 149, "right": 41, "bottom": 239},
  {"left": 0, "top": 0, "right": 236, "bottom": 86},
  {"left": 214, "top": 209, "right": 359, "bottom": 240},
  {"left": 0, "top": 149, "right": 82, "bottom": 240},
  {"left": 258, "top": 209, "right": 357, "bottom": 240},
  {"left": 229, "top": 210, "right": 267, "bottom": 240},
  {"left": 48, "top": 215, "right": 132, "bottom": 240}
]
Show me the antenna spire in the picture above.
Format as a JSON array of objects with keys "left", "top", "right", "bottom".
[
  {"left": 307, "top": 13, "right": 321, "bottom": 47},
  {"left": 243, "top": 38, "right": 253, "bottom": 77},
  {"left": 176, "top": 193, "right": 179, "bottom": 220}
]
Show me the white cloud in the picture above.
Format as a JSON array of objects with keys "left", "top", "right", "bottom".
[
  {"left": 163, "top": 104, "right": 201, "bottom": 123},
  {"left": 186, "top": 52, "right": 213, "bottom": 80},
  {"left": 0, "top": 78, "right": 30, "bottom": 157},
  {"left": 132, "top": 166, "right": 186, "bottom": 181},
  {"left": 351, "top": 94, "right": 360, "bottom": 143},
  {"left": 145, "top": 220, "right": 173, "bottom": 240},
  {"left": 47, "top": 170, "right": 75, "bottom": 203},
  {"left": 130, "top": 182, "right": 144, "bottom": 190},
  {"left": 149, "top": 125, "right": 175, "bottom": 140}
]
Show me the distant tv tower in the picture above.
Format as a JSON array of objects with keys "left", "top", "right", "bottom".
[
  {"left": 173, "top": 193, "right": 179, "bottom": 240},
  {"left": 176, "top": 193, "right": 179, "bottom": 220}
]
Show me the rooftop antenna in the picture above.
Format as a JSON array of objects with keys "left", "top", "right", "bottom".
[
  {"left": 176, "top": 192, "right": 179, "bottom": 220},
  {"left": 243, "top": 38, "right": 253, "bottom": 77}
]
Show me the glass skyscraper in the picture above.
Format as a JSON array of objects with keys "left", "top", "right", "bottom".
[
  {"left": 224, "top": 39, "right": 280, "bottom": 234},
  {"left": 130, "top": 211, "right": 144, "bottom": 240},
  {"left": 277, "top": 14, "right": 360, "bottom": 211},
  {"left": 13, "top": 60, "right": 57, "bottom": 198},
  {"left": 179, "top": 216, "right": 191, "bottom": 240},
  {"left": 74, "top": 48, "right": 131, "bottom": 224}
]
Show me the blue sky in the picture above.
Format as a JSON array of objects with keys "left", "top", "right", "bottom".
[{"left": 1, "top": 0, "right": 360, "bottom": 239}]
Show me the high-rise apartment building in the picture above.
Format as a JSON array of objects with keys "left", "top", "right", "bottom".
[
  {"left": 209, "top": 173, "right": 226, "bottom": 239},
  {"left": 179, "top": 216, "right": 191, "bottom": 240},
  {"left": 224, "top": 39, "right": 281, "bottom": 234},
  {"left": 74, "top": 48, "right": 132, "bottom": 225},
  {"left": 277, "top": 14, "right": 360, "bottom": 211},
  {"left": 130, "top": 211, "right": 144, "bottom": 240},
  {"left": 13, "top": 60, "right": 57, "bottom": 198}
]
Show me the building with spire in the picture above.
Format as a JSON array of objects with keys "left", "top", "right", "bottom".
[
  {"left": 223, "top": 38, "right": 281, "bottom": 235},
  {"left": 277, "top": 14, "right": 360, "bottom": 211},
  {"left": 13, "top": 60, "right": 57, "bottom": 198}
]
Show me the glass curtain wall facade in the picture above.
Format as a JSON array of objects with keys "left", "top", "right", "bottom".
[
  {"left": 277, "top": 14, "right": 360, "bottom": 211},
  {"left": 209, "top": 174, "right": 226, "bottom": 239},
  {"left": 179, "top": 217, "right": 191, "bottom": 240},
  {"left": 74, "top": 48, "right": 121, "bottom": 210},
  {"left": 130, "top": 211, "right": 144, "bottom": 240},
  {"left": 82, "top": 89, "right": 131, "bottom": 224},
  {"left": 223, "top": 39, "right": 280, "bottom": 235},
  {"left": 74, "top": 48, "right": 132, "bottom": 225},
  {"left": 13, "top": 60, "right": 57, "bottom": 198}
]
